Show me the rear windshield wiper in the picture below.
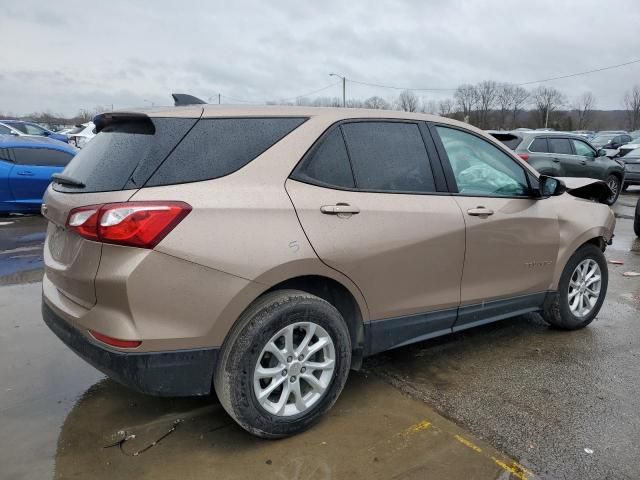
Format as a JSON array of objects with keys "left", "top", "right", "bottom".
[{"left": 52, "top": 173, "right": 85, "bottom": 188}]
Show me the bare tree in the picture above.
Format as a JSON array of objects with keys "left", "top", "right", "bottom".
[
  {"left": 397, "top": 90, "right": 419, "bottom": 112},
  {"left": 572, "top": 92, "right": 596, "bottom": 130},
  {"left": 421, "top": 99, "right": 438, "bottom": 115},
  {"left": 511, "top": 86, "right": 529, "bottom": 127},
  {"left": 454, "top": 84, "right": 478, "bottom": 123},
  {"left": 438, "top": 99, "right": 454, "bottom": 117},
  {"left": 364, "top": 96, "right": 390, "bottom": 109},
  {"left": 496, "top": 83, "right": 514, "bottom": 129},
  {"left": 624, "top": 85, "right": 640, "bottom": 131},
  {"left": 476, "top": 80, "right": 498, "bottom": 129},
  {"left": 532, "top": 86, "right": 566, "bottom": 128}
]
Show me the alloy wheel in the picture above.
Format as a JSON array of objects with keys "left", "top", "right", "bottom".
[{"left": 568, "top": 258, "right": 602, "bottom": 318}]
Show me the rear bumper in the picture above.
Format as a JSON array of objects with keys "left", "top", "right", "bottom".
[{"left": 42, "top": 300, "right": 218, "bottom": 397}]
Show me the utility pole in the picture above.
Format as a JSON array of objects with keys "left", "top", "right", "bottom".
[
  {"left": 329, "top": 73, "right": 346, "bottom": 107},
  {"left": 218, "top": 93, "right": 221, "bottom": 105}
]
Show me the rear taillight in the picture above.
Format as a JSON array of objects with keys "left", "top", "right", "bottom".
[
  {"left": 518, "top": 153, "right": 530, "bottom": 161},
  {"left": 66, "top": 201, "right": 191, "bottom": 249}
]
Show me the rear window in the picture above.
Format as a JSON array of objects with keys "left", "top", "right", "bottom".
[
  {"left": 529, "top": 138, "right": 548, "bottom": 153},
  {"left": 146, "top": 117, "right": 307, "bottom": 187},
  {"left": 54, "top": 116, "right": 306, "bottom": 193},
  {"left": 548, "top": 138, "right": 573, "bottom": 155}
]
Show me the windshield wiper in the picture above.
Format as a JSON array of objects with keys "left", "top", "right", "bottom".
[{"left": 52, "top": 173, "right": 85, "bottom": 188}]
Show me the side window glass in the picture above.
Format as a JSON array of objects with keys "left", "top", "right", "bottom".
[
  {"left": 436, "top": 126, "right": 530, "bottom": 197},
  {"left": 13, "top": 148, "right": 73, "bottom": 166},
  {"left": 292, "top": 128, "right": 354, "bottom": 188},
  {"left": 529, "top": 138, "right": 548, "bottom": 153},
  {"left": 340, "top": 122, "right": 436, "bottom": 193},
  {"left": 0, "top": 124, "right": 12, "bottom": 134},
  {"left": 572, "top": 140, "right": 595, "bottom": 157},
  {"left": 548, "top": 138, "right": 573, "bottom": 154}
]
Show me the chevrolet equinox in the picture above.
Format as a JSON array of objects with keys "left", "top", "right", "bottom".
[{"left": 42, "top": 106, "right": 615, "bottom": 438}]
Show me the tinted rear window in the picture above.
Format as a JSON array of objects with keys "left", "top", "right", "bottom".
[
  {"left": 54, "top": 116, "right": 306, "bottom": 193},
  {"left": 55, "top": 118, "right": 197, "bottom": 193},
  {"left": 529, "top": 138, "right": 548, "bottom": 153},
  {"left": 146, "top": 117, "right": 307, "bottom": 187},
  {"left": 548, "top": 138, "right": 573, "bottom": 154}
]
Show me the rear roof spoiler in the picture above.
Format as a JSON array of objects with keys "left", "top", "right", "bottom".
[
  {"left": 93, "top": 112, "right": 155, "bottom": 134},
  {"left": 172, "top": 93, "right": 207, "bottom": 106}
]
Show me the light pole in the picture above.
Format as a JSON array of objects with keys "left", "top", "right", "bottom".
[{"left": 329, "top": 73, "right": 346, "bottom": 107}]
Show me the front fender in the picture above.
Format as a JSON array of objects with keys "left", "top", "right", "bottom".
[{"left": 549, "top": 198, "right": 615, "bottom": 289}]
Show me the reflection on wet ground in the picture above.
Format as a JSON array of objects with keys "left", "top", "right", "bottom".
[{"left": 1, "top": 190, "right": 639, "bottom": 480}]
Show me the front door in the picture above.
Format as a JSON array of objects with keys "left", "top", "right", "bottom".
[
  {"left": 286, "top": 120, "right": 466, "bottom": 353},
  {"left": 431, "top": 125, "right": 560, "bottom": 330}
]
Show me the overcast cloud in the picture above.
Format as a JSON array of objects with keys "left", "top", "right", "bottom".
[{"left": 1, "top": 0, "right": 639, "bottom": 115}]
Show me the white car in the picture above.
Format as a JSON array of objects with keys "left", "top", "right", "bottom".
[{"left": 67, "top": 122, "right": 96, "bottom": 148}]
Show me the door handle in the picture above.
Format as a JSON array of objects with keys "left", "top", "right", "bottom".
[
  {"left": 467, "top": 206, "right": 494, "bottom": 217},
  {"left": 552, "top": 157, "right": 560, "bottom": 163},
  {"left": 580, "top": 161, "right": 587, "bottom": 165},
  {"left": 320, "top": 204, "right": 360, "bottom": 215},
  {"left": 16, "top": 170, "right": 34, "bottom": 176}
]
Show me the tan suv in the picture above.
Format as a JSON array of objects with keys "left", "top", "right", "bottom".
[{"left": 42, "top": 106, "right": 615, "bottom": 438}]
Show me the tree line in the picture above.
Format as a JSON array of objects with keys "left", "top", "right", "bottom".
[{"left": 3, "top": 85, "right": 640, "bottom": 132}]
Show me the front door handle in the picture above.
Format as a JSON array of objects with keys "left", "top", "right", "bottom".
[
  {"left": 580, "top": 160, "right": 587, "bottom": 165},
  {"left": 320, "top": 204, "right": 360, "bottom": 215},
  {"left": 467, "top": 206, "right": 494, "bottom": 217},
  {"left": 16, "top": 170, "right": 34, "bottom": 176},
  {"left": 552, "top": 157, "right": 560, "bottom": 163}
]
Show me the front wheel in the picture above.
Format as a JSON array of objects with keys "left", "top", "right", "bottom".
[
  {"left": 604, "top": 175, "right": 621, "bottom": 205},
  {"left": 214, "top": 290, "right": 351, "bottom": 438},
  {"left": 542, "top": 244, "right": 608, "bottom": 330}
]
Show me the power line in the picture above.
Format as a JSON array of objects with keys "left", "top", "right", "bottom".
[
  {"left": 515, "top": 58, "right": 640, "bottom": 86},
  {"left": 347, "top": 58, "right": 640, "bottom": 92}
]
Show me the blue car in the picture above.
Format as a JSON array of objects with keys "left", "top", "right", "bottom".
[
  {"left": 0, "top": 119, "right": 69, "bottom": 143},
  {"left": 0, "top": 137, "right": 77, "bottom": 214}
]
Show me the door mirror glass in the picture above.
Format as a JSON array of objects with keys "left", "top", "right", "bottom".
[{"left": 538, "top": 175, "right": 566, "bottom": 198}]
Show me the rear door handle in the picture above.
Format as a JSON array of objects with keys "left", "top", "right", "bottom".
[
  {"left": 16, "top": 170, "right": 34, "bottom": 176},
  {"left": 320, "top": 204, "right": 360, "bottom": 215},
  {"left": 467, "top": 207, "right": 494, "bottom": 217}
]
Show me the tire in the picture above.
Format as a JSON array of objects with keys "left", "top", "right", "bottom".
[
  {"left": 542, "top": 244, "right": 608, "bottom": 330},
  {"left": 622, "top": 183, "right": 629, "bottom": 192},
  {"left": 604, "top": 174, "right": 621, "bottom": 205},
  {"left": 214, "top": 289, "right": 351, "bottom": 438},
  {"left": 634, "top": 197, "right": 640, "bottom": 237}
]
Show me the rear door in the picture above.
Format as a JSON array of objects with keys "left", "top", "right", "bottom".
[
  {"left": 548, "top": 137, "right": 582, "bottom": 176},
  {"left": 430, "top": 124, "right": 560, "bottom": 330},
  {"left": 9, "top": 147, "right": 73, "bottom": 208},
  {"left": 286, "top": 120, "right": 466, "bottom": 353}
]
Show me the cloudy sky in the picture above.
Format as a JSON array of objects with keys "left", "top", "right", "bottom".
[{"left": 2, "top": 0, "right": 639, "bottom": 116}]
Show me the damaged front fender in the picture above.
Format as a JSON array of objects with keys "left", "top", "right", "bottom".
[{"left": 555, "top": 177, "right": 612, "bottom": 203}]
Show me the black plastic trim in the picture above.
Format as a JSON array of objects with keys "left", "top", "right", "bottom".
[
  {"left": 363, "top": 291, "right": 551, "bottom": 356},
  {"left": 42, "top": 300, "right": 218, "bottom": 397}
]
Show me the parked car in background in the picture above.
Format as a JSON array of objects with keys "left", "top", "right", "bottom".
[
  {"left": 617, "top": 134, "right": 640, "bottom": 158},
  {"left": 0, "top": 120, "right": 69, "bottom": 143},
  {"left": 590, "top": 132, "right": 631, "bottom": 150},
  {"left": 490, "top": 130, "right": 625, "bottom": 204},
  {"left": 619, "top": 150, "right": 640, "bottom": 191},
  {"left": 572, "top": 130, "right": 595, "bottom": 139},
  {"left": 0, "top": 136, "right": 77, "bottom": 213},
  {"left": 67, "top": 122, "right": 96, "bottom": 148},
  {"left": 42, "top": 106, "right": 614, "bottom": 438}
]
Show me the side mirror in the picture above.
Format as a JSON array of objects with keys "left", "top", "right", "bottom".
[
  {"left": 538, "top": 175, "right": 566, "bottom": 198},
  {"left": 43, "top": 131, "right": 51, "bottom": 136},
  {"left": 597, "top": 148, "right": 607, "bottom": 157}
]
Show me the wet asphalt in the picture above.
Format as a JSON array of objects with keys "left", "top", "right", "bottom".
[{"left": 1, "top": 190, "right": 639, "bottom": 480}]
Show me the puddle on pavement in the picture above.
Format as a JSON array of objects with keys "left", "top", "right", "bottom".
[{"left": 52, "top": 373, "right": 525, "bottom": 480}]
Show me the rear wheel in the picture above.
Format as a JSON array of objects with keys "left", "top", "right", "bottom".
[
  {"left": 542, "top": 244, "right": 608, "bottom": 330},
  {"left": 214, "top": 290, "right": 351, "bottom": 438},
  {"left": 604, "top": 175, "right": 621, "bottom": 205}
]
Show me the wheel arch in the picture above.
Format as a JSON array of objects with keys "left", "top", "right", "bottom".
[{"left": 263, "top": 275, "right": 366, "bottom": 369}]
